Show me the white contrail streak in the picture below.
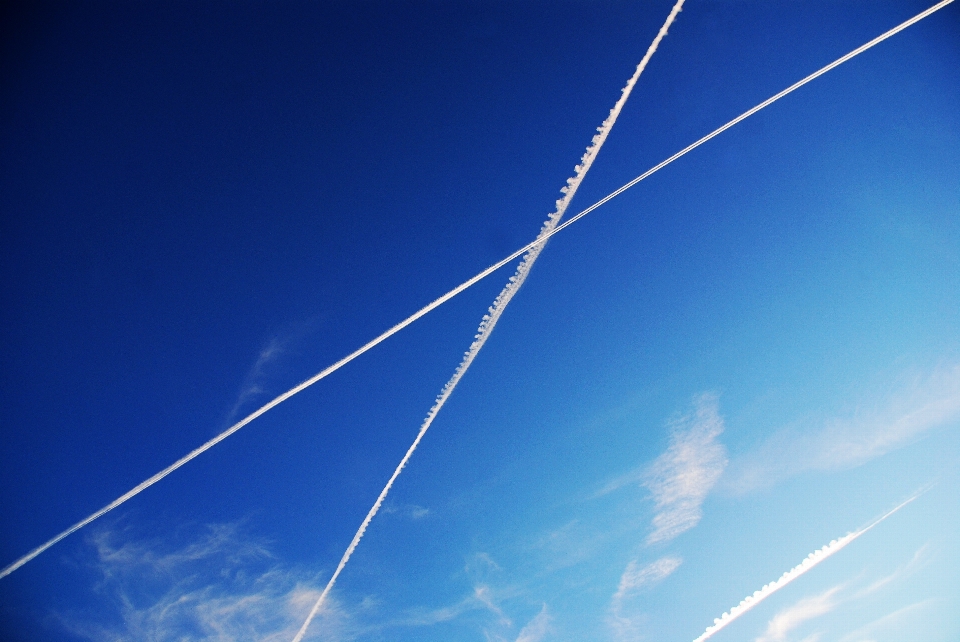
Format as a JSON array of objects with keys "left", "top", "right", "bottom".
[
  {"left": 690, "top": 493, "right": 922, "bottom": 642},
  {"left": 290, "top": 4, "right": 687, "bottom": 640},
  {"left": 1, "top": 0, "right": 951, "bottom": 582}
]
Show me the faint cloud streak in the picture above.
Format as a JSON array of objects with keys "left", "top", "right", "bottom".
[
  {"left": 613, "top": 556, "right": 682, "bottom": 605},
  {"left": 837, "top": 600, "right": 934, "bottom": 642},
  {"left": 226, "top": 337, "right": 285, "bottom": 421},
  {"left": 727, "top": 365, "right": 960, "bottom": 494},
  {"left": 389, "top": 584, "right": 510, "bottom": 628}
]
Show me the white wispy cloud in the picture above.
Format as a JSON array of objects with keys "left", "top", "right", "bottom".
[
  {"left": 591, "top": 467, "right": 646, "bottom": 499},
  {"left": 61, "top": 524, "right": 528, "bottom": 642},
  {"left": 836, "top": 600, "right": 934, "bottom": 642},
  {"left": 749, "top": 543, "right": 931, "bottom": 642},
  {"left": 534, "top": 518, "right": 622, "bottom": 572},
  {"left": 382, "top": 503, "right": 430, "bottom": 520},
  {"left": 644, "top": 393, "right": 727, "bottom": 545},
  {"left": 608, "top": 556, "right": 682, "bottom": 641},
  {"left": 854, "top": 544, "right": 928, "bottom": 598},
  {"left": 690, "top": 494, "right": 920, "bottom": 642},
  {"left": 740, "top": 541, "right": 929, "bottom": 642},
  {"left": 727, "top": 365, "right": 960, "bottom": 493},
  {"left": 58, "top": 524, "right": 346, "bottom": 642},
  {"left": 386, "top": 584, "right": 513, "bottom": 629},
  {"left": 515, "top": 605, "right": 551, "bottom": 642},
  {"left": 225, "top": 337, "right": 285, "bottom": 421},
  {"left": 404, "top": 552, "right": 530, "bottom": 636},
  {"left": 466, "top": 551, "right": 503, "bottom": 575},
  {"left": 612, "top": 556, "right": 683, "bottom": 605},
  {"left": 474, "top": 584, "right": 513, "bottom": 627},
  {"left": 755, "top": 586, "right": 840, "bottom": 642}
]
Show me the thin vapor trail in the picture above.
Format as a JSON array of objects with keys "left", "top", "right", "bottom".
[
  {"left": 690, "top": 493, "right": 922, "bottom": 642},
  {"left": 1, "top": 0, "right": 951, "bottom": 582},
  {"left": 290, "top": 3, "right": 687, "bottom": 639}
]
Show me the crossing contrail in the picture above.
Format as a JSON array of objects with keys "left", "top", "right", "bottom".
[
  {"left": 690, "top": 493, "right": 922, "bottom": 642},
  {"left": 1, "top": 0, "right": 951, "bottom": 583},
  {"left": 290, "top": 3, "right": 687, "bottom": 639}
]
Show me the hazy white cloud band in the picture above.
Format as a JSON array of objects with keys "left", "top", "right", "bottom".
[
  {"left": 3, "top": 0, "right": 951, "bottom": 581},
  {"left": 728, "top": 365, "right": 960, "bottom": 493},
  {"left": 291, "top": 3, "right": 687, "bottom": 639},
  {"left": 691, "top": 493, "right": 921, "bottom": 642}
]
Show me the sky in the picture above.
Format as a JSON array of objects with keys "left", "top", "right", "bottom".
[{"left": 1, "top": 1, "right": 959, "bottom": 641}]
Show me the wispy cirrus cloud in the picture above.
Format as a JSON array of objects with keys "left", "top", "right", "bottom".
[
  {"left": 727, "top": 365, "right": 960, "bottom": 493},
  {"left": 384, "top": 584, "right": 512, "bottom": 629},
  {"left": 691, "top": 493, "right": 919, "bottom": 642},
  {"left": 854, "top": 543, "right": 929, "bottom": 599},
  {"left": 382, "top": 503, "right": 430, "bottom": 520},
  {"left": 837, "top": 600, "right": 935, "bottom": 642},
  {"left": 713, "top": 538, "right": 934, "bottom": 642},
  {"left": 756, "top": 545, "right": 928, "bottom": 642},
  {"left": 515, "top": 605, "right": 551, "bottom": 642},
  {"left": 58, "top": 523, "right": 347, "bottom": 642},
  {"left": 479, "top": 606, "right": 551, "bottom": 642},
  {"left": 60, "top": 523, "right": 523, "bottom": 642},
  {"left": 755, "top": 586, "right": 840, "bottom": 642},
  {"left": 372, "top": 553, "right": 529, "bottom": 637},
  {"left": 225, "top": 337, "right": 286, "bottom": 422},
  {"left": 608, "top": 556, "right": 682, "bottom": 641},
  {"left": 612, "top": 556, "right": 683, "bottom": 605},
  {"left": 534, "top": 518, "right": 619, "bottom": 572},
  {"left": 751, "top": 541, "right": 931, "bottom": 642},
  {"left": 644, "top": 393, "right": 727, "bottom": 545}
]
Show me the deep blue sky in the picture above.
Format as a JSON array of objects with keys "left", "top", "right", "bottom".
[{"left": 2, "top": 2, "right": 959, "bottom": 641}]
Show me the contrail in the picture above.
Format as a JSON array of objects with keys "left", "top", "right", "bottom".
[
  {"left": 690, "top": 493, "right": 923, "bottom": 642},
  {"left": 290, "top": 3, "right": 687, "bottom": 640},
  {"left": 1, "top": 0, "right": 951, "bottom": 582}
]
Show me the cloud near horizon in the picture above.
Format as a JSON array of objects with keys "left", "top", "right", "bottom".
[{"left": 644, "top": 393, "right": 728, "bottom": 545}]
